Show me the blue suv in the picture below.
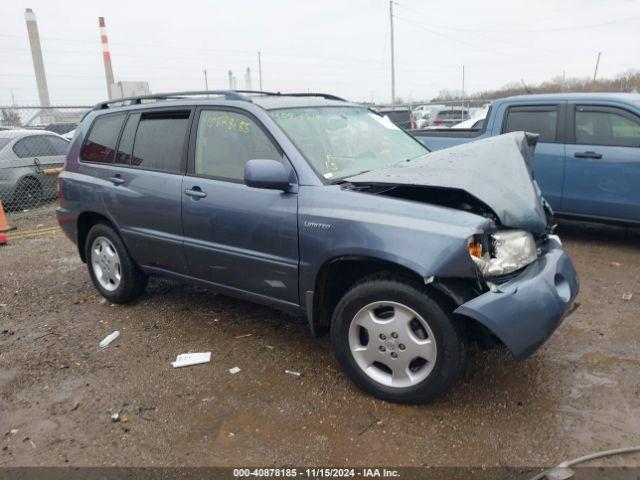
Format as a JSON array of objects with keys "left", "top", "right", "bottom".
[{"left": 57, "top": 91, "right": 579, "bottom": 403}]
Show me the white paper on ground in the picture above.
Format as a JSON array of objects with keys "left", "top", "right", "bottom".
[
  {"left": 229, "top": 366, "right": 241, "bottom": 374},
  {"left": 99, "top": 330, "right": 120, "bottom": 348},
  {"left": 171, "top": 352, "right": 211, "bottom": 368}
]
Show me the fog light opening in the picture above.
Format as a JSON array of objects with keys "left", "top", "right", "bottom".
[{"left": 554, "top": 273, "right": 571, "bottom": 303}]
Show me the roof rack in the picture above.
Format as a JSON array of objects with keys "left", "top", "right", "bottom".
[
  {"left": 231, "top": 90, "right": 347, "bottom": 101},
  {"left": 92, "top": 90, "right": 348, "bottom": 111},
  {"left": 93, "top": 90, "right": 250, "bottom": 110}
]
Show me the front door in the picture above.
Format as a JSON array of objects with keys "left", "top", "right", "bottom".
[
  {"left": 182, "top": 108, "right": 299, "bottom": 305},
  {"left": 563, "top": 104, "right": 640, "bottom": 223}
]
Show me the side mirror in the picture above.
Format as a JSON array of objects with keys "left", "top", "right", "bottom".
[{"left": 244, "top": 159, "right": 292, "bottom": 191}]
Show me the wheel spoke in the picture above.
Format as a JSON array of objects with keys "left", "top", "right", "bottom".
[
  {"left": 391, "top": 357, "right": 413, "bottom": 383},
  {"left": 352, "top": 344, "right": 381, "bottom": 367},
  {"left": 354, "top": 308, "right": 387, "bottom": 332}
]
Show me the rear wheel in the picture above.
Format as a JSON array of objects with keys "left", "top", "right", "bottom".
[
  {"left": 330, "top": 276, "right": 465, "bottom": 404},
  {"left": 85, "top": 223, "right": 148, "bottom": 303}
]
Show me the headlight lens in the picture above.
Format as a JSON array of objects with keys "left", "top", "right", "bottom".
[{"left": 468, "top": 230, "right": 537, "bottom": 277}]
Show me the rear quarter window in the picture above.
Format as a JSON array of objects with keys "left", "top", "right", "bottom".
[{"left": 81, "top": 114, "right": 126, "bottom": 163}]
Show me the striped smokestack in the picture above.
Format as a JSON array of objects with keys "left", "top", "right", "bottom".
[{"left": 99, "top": 17, "right": 115, "bottom": 99}]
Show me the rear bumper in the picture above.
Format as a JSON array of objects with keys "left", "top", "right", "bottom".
[
  {"left": 454, "top": 238, "right": 579, "bottom": 359},
  {"left": 56, "top": 206, "right": 78, "bottom": 244}
]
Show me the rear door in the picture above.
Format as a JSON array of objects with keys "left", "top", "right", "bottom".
[
  {"left": 81, "top": 108, "right": 192, "bottom": 273},
  {"left": 181, "top": 108, "right": 299, "bottom": 305},
  {"left": 502, "top": 103, "right": 566, "bottom": 210},
  {"left": 563, "top": 104, "right": 640, "bottom": 222}
]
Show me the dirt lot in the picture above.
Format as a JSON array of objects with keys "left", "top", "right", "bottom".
[{"left": 1, "top": 205, "right": 639, "bottom": 468}]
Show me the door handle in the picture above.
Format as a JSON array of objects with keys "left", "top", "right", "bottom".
[
  {"left": 184, "top": 187, "right": 207, "bottom": 198},
  {"left": 109, "top": 175, "right": 125, "bottom": 185},
  {"left": 574, "top": 151, "right": 602, "bottom": 159}
]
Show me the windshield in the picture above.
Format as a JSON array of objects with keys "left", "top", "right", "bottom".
[
  {"left": 270, "top": 106, "right": 428, "bottom": 182},
  {"left": 0, "top": 138, "right": 10, "bottom": 151}
]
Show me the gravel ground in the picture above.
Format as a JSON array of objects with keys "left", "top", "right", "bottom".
[{"left": 1, "top": 206, "right": 639, "bottom": 468}]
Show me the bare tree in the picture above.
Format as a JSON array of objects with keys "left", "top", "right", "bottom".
[{"left": 1, "top": 109, "right": 23, "bottom": 127}]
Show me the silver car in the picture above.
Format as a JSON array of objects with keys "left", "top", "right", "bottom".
[{"left": 0, "top": 129, "right": 69, "bottom": 209}]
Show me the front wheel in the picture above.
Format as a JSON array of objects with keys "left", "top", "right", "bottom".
[
  {"left": 85, "top": 223, "right": 148, "bottom": 303},
  {"left": 330, "top": 276, "right": 466, "bottom": 404}
]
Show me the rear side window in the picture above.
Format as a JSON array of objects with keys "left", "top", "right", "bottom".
[
  {"left": 130, "top": 111, "right": 189, "bottom": 173},
  {"left": 194, "top": 110, "right": 281, "bottom": 181},
  {"left": 81, "top": 114, "right": 126, "bottom": 163},
  {"left": 504, "top": 106, "right": 558, "bottom": 142},
  {"left": 13, "top": 135, "right": 66, "bottom": 158},
  {"left": 575, "top": 106, "right": 640, "bottom": 147}
]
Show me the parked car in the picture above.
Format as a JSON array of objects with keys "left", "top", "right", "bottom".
[
  {"left": 376, "top": 107, "right": 416, "bottom": 130},
  {"left": 428, "top": 107, "right": 470, "bottom": 127},
  {"left": 451, "top": 108, "right": 489, "bottom": 129},
  {"left": 0, "top": 129, "right": 69, "bottom": 208},
  {"left": 44, "top": 122, "right": 77, "bottom": 136},
  {"left": 412, "top": 93, "right": 640, "bottom": 226},
  {"left": 413, "top": 104, "right": 446, "bottom": 129},
  {"left": 57, "top": 91, "right": 578, "bottom": 404}
]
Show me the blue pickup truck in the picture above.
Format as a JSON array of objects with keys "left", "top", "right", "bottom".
[{"left": 413, "top": 93, "right": 640, "bottom": 226}]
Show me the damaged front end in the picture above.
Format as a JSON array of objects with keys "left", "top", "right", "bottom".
[
  {"left": 345, "top": 131, "right": 579, "bottom": 359},
  {"left": 346, "top": 131, "right": 550, "bottom": 234}
]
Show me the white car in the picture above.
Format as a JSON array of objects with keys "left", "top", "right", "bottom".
[{"left": 452, "top": 108, "right": 489, "bottom": 129}]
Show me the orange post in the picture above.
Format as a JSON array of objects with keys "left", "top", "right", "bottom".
[{"left": 0, "top": 200, "right": 16, "bottom": 233}]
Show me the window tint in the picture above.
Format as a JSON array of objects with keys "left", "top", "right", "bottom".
[
  {"left": 575, "top": 108, "right": 640, "bottom": 147},
  {"left": 82, "top": 114, "right": 126, "bottom": 163},
  {"left": 195, "top": 110, "right": 281, "bottom": 181},
  {"left": 115, "top": 113, "right": 140, "bottom": 165},
  {"left": 131, "top": 111, "right": 189, "bottom": 173},
  {"left": 504, "top": 107, "right": 558, "bottom": 142}
]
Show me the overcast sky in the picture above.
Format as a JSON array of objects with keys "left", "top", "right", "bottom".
[{"left": 1, "top": 0, "right": 639, "bottom": 106}]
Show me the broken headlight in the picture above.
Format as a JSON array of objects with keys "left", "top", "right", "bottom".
[{"left": 467, "top": 230, "right": 537, "bottom": 277}]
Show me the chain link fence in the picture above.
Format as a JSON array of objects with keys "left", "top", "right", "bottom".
[{"left": 0, "top": 105, "right": 91, "bottom": 229}]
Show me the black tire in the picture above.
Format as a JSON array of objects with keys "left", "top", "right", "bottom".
[
  {"left": 84, "top": 222, "right": 148, "bottom": 303},
  {"left": 13, "top": 178, "right": 42, "bottom": 209},
  {"left": 330, "top": 275, "right": 466, "bottom": 404}
]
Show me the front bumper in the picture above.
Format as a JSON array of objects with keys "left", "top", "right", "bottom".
[{"left": 454, "top": 237, "right": 579, "bottom": 359}]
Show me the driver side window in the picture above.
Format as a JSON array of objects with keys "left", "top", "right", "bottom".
[{"left": 195, "top": 110, "right": 282, "bottom": 181}]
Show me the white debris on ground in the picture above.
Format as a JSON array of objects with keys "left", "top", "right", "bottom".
[
  {"left": 99, "top": 330, "right": 120, "bottom": 348},
  {"left": 171, "top": 352, "right": 211, "bottom": 368}
]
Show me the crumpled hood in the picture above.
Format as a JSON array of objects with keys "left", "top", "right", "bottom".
[{"left": 346, "top": 131, "right": 549, "bottom": 234}]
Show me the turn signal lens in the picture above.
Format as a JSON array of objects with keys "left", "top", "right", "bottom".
[{"left": 467, "top": 240, "right": 483, "bottom": 258}]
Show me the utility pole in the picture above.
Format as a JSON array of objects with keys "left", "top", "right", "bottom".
[
  {"left": 461, "top": 65, "right": 465, "bottom": 121},
  {"left": 389, "top": 0, "right": 396, "bottom": 105},
  {"left": 203, "top": 69, "right": 209, "bottom": 90},
  {"left": 593, "top": 52, "right": 601, "bottom": 82},
  {"left": 258, "top": 51, "right": 263, "bottom": 91}
]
